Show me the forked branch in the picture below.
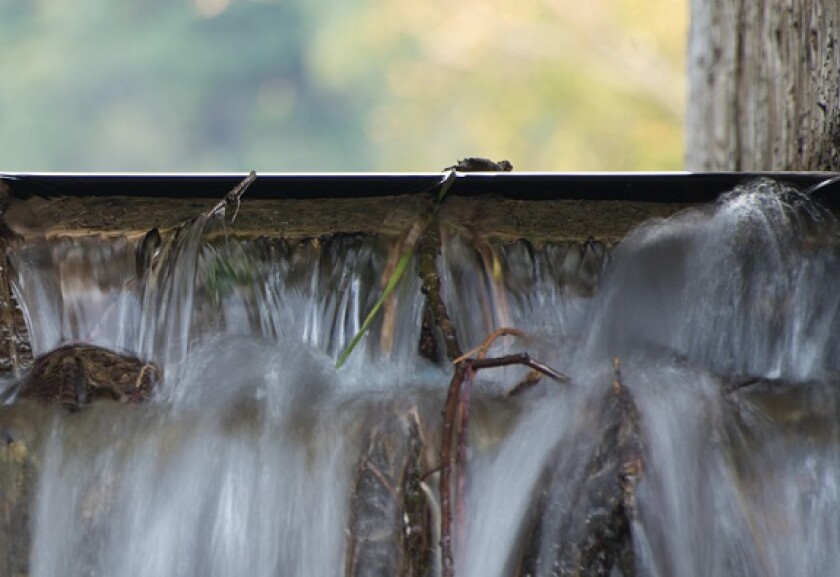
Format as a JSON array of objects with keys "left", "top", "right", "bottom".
[{"left": 439, "top": 342, "right": 571, "bottom": 577}]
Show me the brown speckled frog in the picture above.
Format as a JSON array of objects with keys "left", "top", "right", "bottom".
[
  {"left": 443, "top": 158, "right": 513, "bottom": 172},
  {"left": 9, "top": 344, "right": 160, "bottom": 409}
]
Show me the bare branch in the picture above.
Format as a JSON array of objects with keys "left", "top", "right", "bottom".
[
  {"left": 453, "top": 327, "right": 525, "bottom": 363},
  {"left": 471, "top": 353, "right": 571, "bottom": 383},
  {"left": 206, "top": 170, "right": 257, "bottom": 223}
]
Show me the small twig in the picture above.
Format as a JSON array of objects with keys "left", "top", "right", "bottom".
[
  {"left": 206, "top": 170, "right": 257, "bottom": 223},
  {"left": 455, "top": 329, "right": 569, "bottom": 383},
  {"left": 471, "top": 353, "right": 571, "bottom": 383},
  {"left": 454, "top": 364, "right": 475, "bottom": 566},
  {"left": 471, "top": 232, "right": 513, "bottom": 329},
  {"left": 418, "top": 224, "right": 463, "bottom": 363},
  {"left": 453, "top": 327, "right": 525, "bottom": 364},
  {"left": 439, "top": 363, "right": 468, "bottom": 577},
  {"left": 364, "top": 461, "right": 398, "bottom": 499},
  {"left": 418, "top": 477, "right": 442, "bottom": 572}
]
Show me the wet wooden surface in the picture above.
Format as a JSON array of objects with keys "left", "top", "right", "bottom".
[{"left": 8, "top": 193, "right": 691, "bottom": 244}]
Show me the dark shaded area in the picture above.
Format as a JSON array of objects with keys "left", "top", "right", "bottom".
[{"left": 1, "top": 172, "right": 835, "bottom": 202}]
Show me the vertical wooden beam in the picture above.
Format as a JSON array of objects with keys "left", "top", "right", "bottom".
[{"left": 687, "top": 0, "right": 840, "bottom": 171}]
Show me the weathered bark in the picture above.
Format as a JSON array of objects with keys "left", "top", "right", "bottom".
[
  {"left": 0, "top": 182, "right": 33, "bottom": 377},
  {"left": 345, "top": 407, "right": 434, "bottom": 577},
  {"left": 519, "top": 370, "right": 643, "bottom": 577},
  {"left": 417, "top": 224, "right": 463, "bottom": 365},
  {"left": 687, "top": 0, "right": 840, "bottom": 170},
  {"left": 0, "top": 245, "right": 31, "bottom": 377}
]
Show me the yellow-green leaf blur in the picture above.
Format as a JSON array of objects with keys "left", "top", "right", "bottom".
[{"left": 0, "top": 0, "right": 686, "bottom": 171}]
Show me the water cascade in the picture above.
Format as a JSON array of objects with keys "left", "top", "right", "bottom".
[{"left": 2, "top": 176, "right": 840, "bottom": 576}]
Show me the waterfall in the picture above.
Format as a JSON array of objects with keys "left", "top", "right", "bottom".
[{"left": 2, "top": 178, "right": 840, "bottom": 576}]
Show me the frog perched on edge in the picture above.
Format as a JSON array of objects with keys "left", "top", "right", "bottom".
[
  {"left": 7, "top": 344, "right": 160, "bottom": 409},
  {"left": 443, "top": 158, "right": 513, "bottom": 172}
]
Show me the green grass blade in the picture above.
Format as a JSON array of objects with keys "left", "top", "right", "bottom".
[
  {"left": 335, "top": 244, "right": 414, "bottom": 368},
  {"left": 336, "top": 172, "right": 452, "bottom": 368},
  {"left": 436, "top": 170, "right": 456, "bottom": 207}
]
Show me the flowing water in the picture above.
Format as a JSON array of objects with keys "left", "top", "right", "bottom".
[{"left": 3, "top": 178, "right": 840, "bottom": 576}]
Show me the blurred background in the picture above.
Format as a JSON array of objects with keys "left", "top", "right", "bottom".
[{"left": 0, "top": 0, "right": 687, "bottom": 172}]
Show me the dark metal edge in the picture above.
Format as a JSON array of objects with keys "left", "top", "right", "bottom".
[{"left": 1, "top": 171, "right": 838, "bottom": 204}]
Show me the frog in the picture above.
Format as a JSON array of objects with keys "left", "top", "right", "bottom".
[
  {"left": 443, "top": 158, "right": 513, "bottom": 172},
  {"left": 7, "top": 344, "right": 160, "bottom": 409}
]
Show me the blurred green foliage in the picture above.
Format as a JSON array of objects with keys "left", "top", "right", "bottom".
[{"left": 0, "top": 0, "right": 686, "bottom": 171}]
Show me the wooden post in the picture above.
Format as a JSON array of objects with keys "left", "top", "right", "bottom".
[{"left": 687, "top": 0, "right": 840, "bottom": 171}]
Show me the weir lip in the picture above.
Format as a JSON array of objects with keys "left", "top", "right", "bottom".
[{"left": 1, "top": 171, "right": 837, "bottom": 241}]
